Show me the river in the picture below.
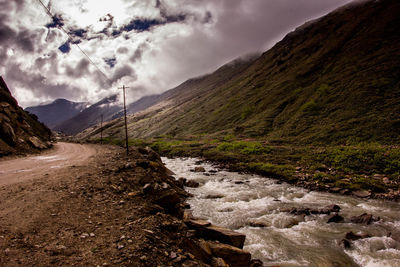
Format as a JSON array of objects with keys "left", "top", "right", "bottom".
[{"left": 162, "top": 157, "right": 400, "bottom": 267}]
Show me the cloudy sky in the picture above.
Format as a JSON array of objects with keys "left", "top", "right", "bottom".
[{"left": 0, "top": 0, "right": 351, "bottom": 108}]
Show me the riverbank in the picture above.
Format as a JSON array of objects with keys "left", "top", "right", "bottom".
[{"left": 94, "top": 136, "right": 400, "bottom": 201}]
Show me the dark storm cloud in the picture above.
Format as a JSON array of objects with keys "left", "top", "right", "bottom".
[
  {"left": 155, "top": 0, "right": 187, "bottom": 23},
  {"left": 122, "top": 19, "right": 162, "bottom": 32},
  {"left": 65, "top": 59, "right": 90, "bottom": 78},
  {"left": 0, "top": 17, "right": 38, "bottom": 53},
  {"left": 6, "top": 63, "right": 83, "bottom": 101},
  {"left": 130, "top": 43, "right": 149, "bottom": 63},
  {"left": 111, "top": 65, "right": 136, "bottom": 82},
  {"left": 34, "top": 52, "right": 58, "bottom": 70},
  {"left": 15, "top": 29, "right": 35, "bottom": 52},
  {"left": 0, "top": 21, "right": 16, "bottom": 44}
]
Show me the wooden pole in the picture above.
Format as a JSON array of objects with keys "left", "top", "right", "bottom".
[
  {"left": 100, "top": 114, "right": 103, "bottom": 144},
  {"left": 119, "top": 85, "right": 130, "bottom": 155}
]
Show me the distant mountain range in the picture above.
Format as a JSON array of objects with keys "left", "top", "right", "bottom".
[
  {"left": 53, "top": 94, "right": 122, "bottom": 135},
  {"left": 25, "top": 99, "right": 88, "bottom": 129},
  {"left": 0, "top": 77, "right": 52, "bottom": 156},
  {"left": 78, "top": 0, "right": 400, "bottom": 144},
  {"left": 26, "top": 92, "right": 166, "bottom": 135}
]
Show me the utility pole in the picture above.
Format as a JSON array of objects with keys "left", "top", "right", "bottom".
[
  {"left": 100, "top": 114, "right": 103, "bottom": 144},
  {"left": 118, "top": 85, "right": 130, "bottom": 155}
]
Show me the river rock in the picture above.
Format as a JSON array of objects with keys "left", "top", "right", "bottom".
[
  {"left": 183, "top": 238, "right": 212, "bottom": 263},
  {"left": 249, "top": 259, "right": 264, "bottom": 267},
  {"left": 327, "top": 214, "right": 344, "bottom": 223},
  {"left": 389, "top": 232, "right": 400, "bottom": 242},
  {"left": 211, "top": 257, "right": 229, "bottom": 267},
  {"left": 341, "top": 239, "right": 351, "bottom": 249},
  {"left": 193, "top": 167, "right": 206, "bottom": 172},
  {"left": 290, "top": 208, "right": 310, "bottom": 216},
  {"left": 350, "top": 213, "right": 380, "bottom": 224},
  {"left": 155, "top": 189, "right": 181, "bottom": 210},
  {"left": 345, "top": 231, "right": 369, "bottom": 240},
  {"left": 177, "top": 178, "right": 187, "bottom": 188},
  {"left": 186, "top": 220, "right": 245, "bottom": 248},
  {"left": 185, "top": 180, "right": 200, "bottom": 188},
  {"left": 320, "top": 204, "right": 341, "bottom": 214},
  {"left": 207, "top": 241, "right": 251, "bottom": 267},
  {"left": 186, "top": 219, "right": 212, "bottom": 228},
  {"left": 248, "top": 220, "right": 268, "bottom": 228},
  {"left": 199, "top": 225, "right": 246, "bottom": 249},
  {"left": 352, "top": 190, "right": 371, "bottom": 198},
  {"left": 205, "top": 194, "right": 225, "bottom": 199}
]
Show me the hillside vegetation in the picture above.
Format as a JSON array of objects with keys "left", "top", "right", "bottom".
[
  {"left": 81, "top": 0, "right": 399, "bottom": 145},
  {"left": 76, "top": 0, "right": 400, "bottom": 198}
]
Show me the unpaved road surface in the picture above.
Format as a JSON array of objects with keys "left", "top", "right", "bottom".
[
  {"left": 0, "top": 142, "right": 97, "bottom": 186},
  {"left": 0, "top": 143, "right": 202, "bottom": 266}
]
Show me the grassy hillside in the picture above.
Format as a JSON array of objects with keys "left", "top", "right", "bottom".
[
  {"left": 83, "top": 0, "right": 400, "bottom": 146},
  {"left": 76, "top": 0, "right": 400, "bottom": 198},
  {"left": 82, "top": 0, "right": 399, "bottom": 145}
]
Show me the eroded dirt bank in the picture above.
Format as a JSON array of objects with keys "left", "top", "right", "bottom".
[{"left": 0, "top": 143, "right": 259, "bottom": 266}]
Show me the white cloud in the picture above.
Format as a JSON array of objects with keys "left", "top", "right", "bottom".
[{"left": 0, "top": 0, "right": 352, "bottom": 108}]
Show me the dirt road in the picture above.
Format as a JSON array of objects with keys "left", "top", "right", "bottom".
[
  {"left": 0, "top": 143, "right": 205, "bottom": 266},
  {"left": 0, "top": 142, "right": 97, "bottom": 186}
]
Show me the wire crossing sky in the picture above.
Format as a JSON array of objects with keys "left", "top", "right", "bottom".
[
  {"left": 35, "top": 0, "right": 112, "bottom": 84},
  {"left": 0, "top": 0, "right": 351, "bottom": 107}
]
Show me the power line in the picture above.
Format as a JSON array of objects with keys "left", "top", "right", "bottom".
[{"left": 35, "top": 0, "right": 112, "bottom": 83}]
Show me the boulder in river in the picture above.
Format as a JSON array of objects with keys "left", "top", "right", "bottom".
[
  {"left": 327, "top": 214, "right": 344, "bottom": 223},
  {"left": 205, "top": 194, "right": 225, "bottom": 199},
  {"left": 183, "top": 238, "right": 212, "bottom": 263},
  {"left": 352, "top": 190, "right": 371, "bottom": 198},
  {"left": 320, "top": 204, "right": 341, "bottom": 214},
  {"left": 207, "top": 241, "right": 251, "bottom": 267},
  {"left": 248, "top": 220, "right": 268, "bottom": 228},
  {"left": 185, "top": 180, "right": 200, "bottom": 188},
  {"left": 345, "top": 231, "right": 369, "bottom": 240},
  {"left": 211, "top": 257, "right": 229, "bottom": 267},
  {"left": 193, "top": 167, "right": 206, "bottom": 172},
  {"left": 249, "top": 259, "right": 264, "bottom": 267},
  {"left": 155, "top": 189, "right": 181, "bottom": 211},
  {"left": 186, "top": 220, "right": 246, "bottom": 249},
  {"left": 350, "top": 213, "right": 380, "bottom": 224}
]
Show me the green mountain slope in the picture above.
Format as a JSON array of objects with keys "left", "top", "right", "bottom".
[{"left": 82, "top": 0, "right": 400, "bottom": 144}]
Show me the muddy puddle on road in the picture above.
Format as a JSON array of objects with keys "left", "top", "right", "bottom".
[{"left": 162, "top": 157, "right": 400, "bottom": 267}]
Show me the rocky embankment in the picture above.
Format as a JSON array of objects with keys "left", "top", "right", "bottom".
[
  {"left": 0, "top": 77, "right": 52, "bottom": 156},
  {"left": 109, "top": 147, "right": 262, "bottom": 266}
]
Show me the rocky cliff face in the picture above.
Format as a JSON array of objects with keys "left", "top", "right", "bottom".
[{"left": 0, "top": 77, "right": 52, "bottom": 156}]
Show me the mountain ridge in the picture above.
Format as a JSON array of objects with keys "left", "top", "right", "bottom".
[
  {"left": 81, "top": 0, "right": 399, "bottom": 144},
  {"left": 25, "top": 98, "right": 88, "bottom": 129}
]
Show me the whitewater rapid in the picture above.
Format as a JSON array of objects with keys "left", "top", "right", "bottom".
[{"left": 162, "top": 157, "right": 400, "bottom": 267}]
